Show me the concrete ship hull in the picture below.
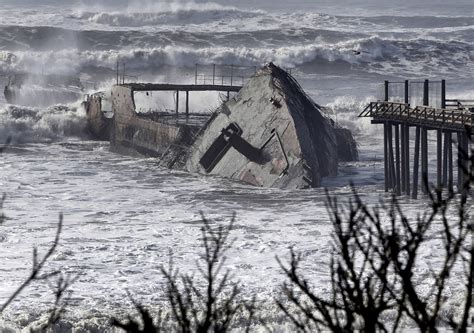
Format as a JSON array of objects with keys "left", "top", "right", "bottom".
[{"left": 85, "top": 64, "right": 358, "bottom": 189}]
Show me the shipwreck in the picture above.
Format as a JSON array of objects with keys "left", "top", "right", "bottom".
[{"left": 85, "top": 63, "right": 358, "bottom": 189}]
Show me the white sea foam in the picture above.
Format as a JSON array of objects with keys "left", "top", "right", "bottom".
[
  {"left": 0, "top": 103, "right": 88, "bottom": 143},
  {"left": 325, "top": 95, "right": 379, "bottom": 137},
  {"left": 0, "top": 141, "right": 469, "bottom": 330}
]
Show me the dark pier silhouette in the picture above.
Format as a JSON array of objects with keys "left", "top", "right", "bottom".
[{"left": 360, "top": 80, "right": 473, "bottom": 198}]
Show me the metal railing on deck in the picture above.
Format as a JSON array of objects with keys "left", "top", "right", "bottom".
[
  {"left": 360, "top": 101, "right": 473, "bottom": 130},
  {"left": 194, "top": 64, "right": 257, "bottom": 87}
]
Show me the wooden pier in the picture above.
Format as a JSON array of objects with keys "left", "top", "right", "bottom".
[{"left": 359, "top": 80, "right": 473, "bottom": 198}]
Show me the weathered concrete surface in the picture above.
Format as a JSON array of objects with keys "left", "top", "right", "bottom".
[
  {"left": 108, "top": 85, "right": 206, "bottom": 167},
  {"left": 85, "top": 63, "right": 358, "bottom": 189},
  {"left": 187, "top": 63, "right": 357, "bottom": 189},
  {"left": 84, "top": 93, "right": 112, "bottom": 141},
  {"left": 334, "top": 127, "right": 359, "bottom": 162}
]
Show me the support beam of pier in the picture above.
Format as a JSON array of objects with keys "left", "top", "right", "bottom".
[
  {"left": 421, "top": 128, "right": 428, "bottom": 194},
  {"left": 405, "top": 123, "right": 410, "bottom": 196},
  {"left": 443, "top": 131, "right": 449, "bottom": 188},
  {"left": 175, "top": 90, "right": 179, "bottom": 114},
  {"left": 465, "top": 132, "right": 470, "bottom": 178},
  {"left": 412, "top": 126, "right": 421, "bottom": 199},
  {"left": 404, "top": 80, "right": 409, "bottom": 105},
  {"left": 448, "top": 132, "right": 453, "bottom": 193},
  {"left": 423, "top": 79, "right": 429, "bottom": 106},
  {"left": 401, "top": 124, "right": 406, "bottom": 193},
  {"left": 403, "top": 80, "right": 410, "bottom": 196},
  {"left": 441, "top": 80, "right": 446, "bottom": 109},
  {"left": 388, "top": 125, "right": 396, "bottom": 191},
  {"left": 437, "top": 129, "right": 442, "bottom": 189},
  {"left": 462, "top": 132, "right": 469, "bottom": 193},
  {"left": 457, "top": 132, "right": 463, "bottom": 190},
  {"left": 185, "top": 91, "right": 189, "bottom": 116},
  {"left": 395, "top": 124, "right": 401, "bottom": 195},
  {"left": 384, "top": 123, "right": 389, "bottom": 192}
]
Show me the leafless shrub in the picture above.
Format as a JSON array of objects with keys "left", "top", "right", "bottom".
[
  {"left": 0, "top": 193, "right": 6, "bottom": 225},
  {"left": 31, "top": 272, "right": 79, "bottom": 333},
  {"left": 113, "top": 212, "right": 256, "bottom": 332},
  {"left": 278, "top": 132, "right": 473, "bottom": 332}
]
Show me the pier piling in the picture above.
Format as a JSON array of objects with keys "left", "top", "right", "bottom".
[
  {"left": 404, "top": 123, "right": 410, "bottom": 196},
  {"left": 175, "top": 90, "right": 179, "bottom": 114},
  {"left": 384, "top": 123, "right": 389, "bottom": 192},
  {"left": 395, "top": 124, "right": 401, "bottom": 195},
  {"left": 388, "top": 125, "right": 396, "bottom": 191},
  {"left": 401, "top": 124, "right": 406, "bottom": 193},
  {"left": 437, "top": 129, "right": 442, "bottom": 189},
  {"left": 448, "top": 132, "right": 453, "bottom": 193},
  {"left": 412, "top": 126, "right": 421, "bottom": 199},
  {"left": 443, "top": 131, "right": 449, "bottom": 188},
  {"left": 186, "top": 91, "right": 189, "bottom": 116},
  {"left": 421, "top": 128, "right": 428, "bottom": 194}
]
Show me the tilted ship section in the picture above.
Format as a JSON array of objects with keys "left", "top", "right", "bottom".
[
  {"left": 187, "top": 64, "right": 357, "bottom": 188},
  {"left": 85, "top": 63, "right": 358, "bottom": 189}
]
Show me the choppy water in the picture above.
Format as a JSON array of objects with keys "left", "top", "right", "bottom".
[{"left": 0, "top": 0, "right": 472, "bottom": 330}]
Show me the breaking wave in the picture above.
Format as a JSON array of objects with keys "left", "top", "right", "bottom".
[
  {"left": 1, "top": 35, "right": 472, "bottom": 78},
  {"left": 324, "top": 96, "right": 380, "bottom": 138},
  {"left": 0, "top": 103, "right": 88, "bottom": 143},
  {"left": 71, "top": 2, "right": 261, "bottom": 27}
]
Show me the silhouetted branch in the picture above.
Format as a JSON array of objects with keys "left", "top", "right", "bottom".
[
  {"left": 0, "top": 193, "right": 6, "bottom": 224},
  {"left": 0, "top": 213, "right": 63, "bottom": 313},
  {"left": 112, "top": 295, "right": 168, "bottom": 333},
  {"left": 113, "top": 212, "right": 254, "bottom": 332},
  {"left": 279, "top": 158, "right": 472, "bottom": 332},
  {"left": 31, "top": 272, "right": 79, "bottom": 332}
]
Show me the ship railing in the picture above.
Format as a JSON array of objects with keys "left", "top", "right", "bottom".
[{"left": 194, "top": 64, "right": 257, "bottom": 87}]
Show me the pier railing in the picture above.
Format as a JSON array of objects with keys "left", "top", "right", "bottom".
[
  {"left": 360, "top": 101, "right": 473, "bottom": 130},
  {"left": 194, "top": 64, "right": 257, "bottom": 87}
]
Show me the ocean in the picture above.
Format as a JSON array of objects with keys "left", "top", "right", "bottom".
[{"left": 0, "top": 0, "right": 472, "bottom": 330}]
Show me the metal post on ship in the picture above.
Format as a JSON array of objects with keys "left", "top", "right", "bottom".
[
  {"left": 213, "top": 64, "right": 216, "bottom": 85},
  {"left": 195, "top": 64, "right": 198, "bottom": 85},
  {"left": 116, "top": 60, "right": 119, "bottom": 85}
]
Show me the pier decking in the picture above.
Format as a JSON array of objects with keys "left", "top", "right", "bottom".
[
  {"left": 124, "top": 83, "right": 242, "bottom": 92},
  {"left": 359, "top": 80, "right": 472, "bottom": 198}
]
